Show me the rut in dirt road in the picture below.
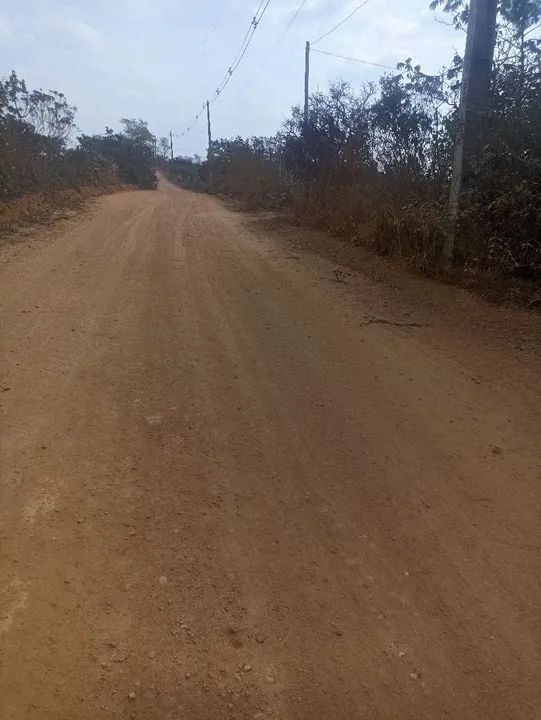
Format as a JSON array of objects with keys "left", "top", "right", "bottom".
[{"left": 0, "top": 179, "right": 539, "bottom": 720}]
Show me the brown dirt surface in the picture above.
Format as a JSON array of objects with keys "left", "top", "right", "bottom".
[
  {"left": 0, "top": 184, "right": 123, "bottom": 240},
  {"left": 1, "top": 179, "right": 539, "bottom": 720}
]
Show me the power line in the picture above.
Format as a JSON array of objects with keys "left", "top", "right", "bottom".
[
  {"left": 280, "top": 0, "right": 309, "bottom": 41},
  {"left": 181, "top": 21, "right": 222, "bottom": 81},
  {"left": 525, "top": 21, "right": 541, "bottom": 36},
  {"left": 244, "top": 0, "right": 310, "bottom": 90},
  {"left": 199, "top": 20, "right": 220, "bottom": 53},
  {"left": 178, "top": 0, "right": 272, "bottom": 137},
  {"left": 312, "top": 47, "right": 396, "bottom": 71},
  {"left": 178, "top": 102, "right": 207, "bottom": 138},
  {"left": 221, "top": 0, "right": 266, "bottom": 83},
  {"left": 312, "top": 0, "right": 372, "bottom": 46},
  {"left": 212, "top": 0, "right": 272, "bottom": 102}
]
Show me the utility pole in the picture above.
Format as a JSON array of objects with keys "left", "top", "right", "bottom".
[
  {"left": 445, "top": 0, "right": 498, "bottom": 268},
  {"left": 169, "top": 130, "right": 174, "bottom": 161},
  {"left": 206, "top": 100, "right": 212, "bottom": 151},
  {"left": 304, "top": 41, "right": 310, "bottom": 130},
  {"left": 206, "top": 100, "right": 213, "bottom": 192}
]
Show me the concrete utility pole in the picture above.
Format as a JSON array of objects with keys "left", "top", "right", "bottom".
[
  {"left": 206, "top": 100, "right": 213, "bottom": 192},
  {"left": 304, "top": 41, "right": 310, "bottom": 130},
  {"left": 445, "top": 0, "right": 498, "bottom": 268},
  {"left": 169, "top": 130, "right": 174, "bottom": 161}
]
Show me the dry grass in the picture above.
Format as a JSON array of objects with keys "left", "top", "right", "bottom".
[{"left": 0, "top": 184, "right": 123, "bottom": 241}]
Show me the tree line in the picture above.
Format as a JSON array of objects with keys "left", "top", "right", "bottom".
[
  {"left": 0, "top": 71, "right": 157, "bottom": 200},
  {"left": 171, "top": 0, "right": 540, "bottom": 278}
]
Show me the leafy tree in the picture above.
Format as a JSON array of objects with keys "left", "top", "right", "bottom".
[
  {"left": 500, "top": 0, "right": 541, "bottom": 27},
  {"left": 430, "top": 0, "right": 541, "bottom": 31},
  {"left": 283, "top": 81, "right": 375, "bottom": 186},
  {"left": 168, "top": 156, "right": 208, "bottom": 189},
  {"left": 120, "top": 118, "right": 156, "bottom": 150},
  {"left": 79, "top": 123, "right": 157, "bottom": 189},
  {"left": 158, "top": 136, "right": 170, "bottom": 160},
  {"left": 0, "top": 70, "right": 76, "bottom": 140},
  {"left": 1, "top": 71, "right": 157, "bottom": 198}
]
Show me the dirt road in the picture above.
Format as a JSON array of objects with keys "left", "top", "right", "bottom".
[{"left": 1, "top": 180, "right": 539, "bottom": 720}]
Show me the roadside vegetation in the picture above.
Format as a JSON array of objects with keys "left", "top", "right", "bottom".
[
  {"left": 0, "top": 71, "right": 157, "bottom": 203},
  {"left": 170, "top": 0, "right": 540, "bottom": 289}
]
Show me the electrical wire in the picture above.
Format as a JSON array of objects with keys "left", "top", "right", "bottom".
[
  {"left": 219, "top": 0, "right": 266, "bottom": 84},
  {"left": 183, "top": 21, "right": 220, "bottom": 78},
  {"left": 312, "top": 0, "right": 371, "bottom": 46},
  {"left": 525, "top": 21, "right": 541, "bottom": 36},
  {"left": 280, "top": 0, "right": 309, "bottom": 41},
  {"left": 212, "top": 0, "right": 272, "bottom": 102},
  {"left": 312, "top": 47, "right": 396, "bottom": 70},
  {"left": 244, "top": 0, "right": 310, "bottom": 90},
  {"left": 178, "top": 0, "right": 272, "bottom": 137}
]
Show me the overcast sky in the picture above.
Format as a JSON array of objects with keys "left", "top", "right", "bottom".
[{"left": 0, "top": 0, "right": 465, "bottom": 156}]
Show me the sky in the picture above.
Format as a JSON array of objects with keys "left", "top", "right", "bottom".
[{"left": 0, "top": 0, "right": 466, "bottom": 157}]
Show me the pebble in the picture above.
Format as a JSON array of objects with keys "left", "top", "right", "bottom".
[
  {"left": 159, "top": 575, "right": 168, "bottom": 585},
  {"left": 409, "top": 672, "right": 418, "bottom": 680},
  {"left": 128, "top": 691, "right": 136, "bottom": 700},
  {"left": 243, "top": 664, "right": 252, "bottom": 673}
]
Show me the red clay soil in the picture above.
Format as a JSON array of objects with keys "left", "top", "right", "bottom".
[{"left": 0, "top": 179, "right": 539, "bottom": 719}]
